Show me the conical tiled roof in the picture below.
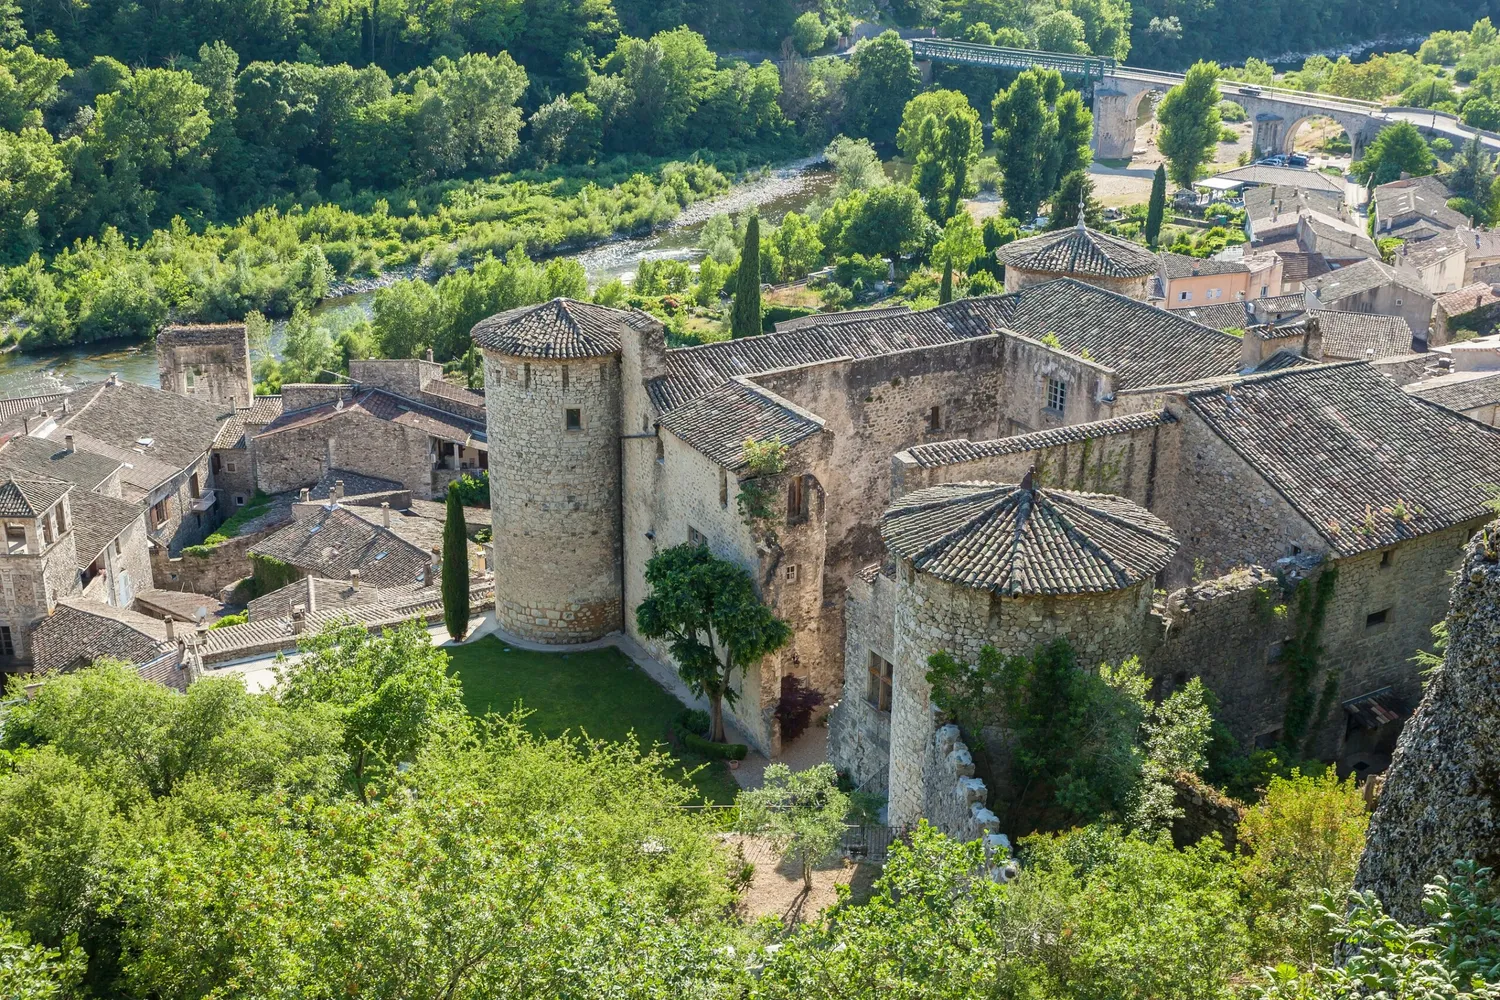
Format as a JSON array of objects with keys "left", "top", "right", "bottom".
[
  {"left": 998, "top": 226, "right": 1159, "bottom": 279},
  {"left": 881, "top": 477, "right": 1178, "bottom": 596},
  {"left": 470, "top": 298, "right": 647, "bottom": 359}
]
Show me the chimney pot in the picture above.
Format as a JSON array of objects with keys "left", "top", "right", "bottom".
[
  {"left": 381, "top": 501, "right": 391, "bottom": 528},
  {"left": 299, "top": 487, "right": 310, "bottom": 503},
  {"left": 333, "top": 479, "right": 344, "bottom": 500},
  {"left": 350, "top": 569, "right": 360, "bottom": 590},
  {"left": 163, "top": 615, "right": 175, "bottom": 641},
  {"left": 64, "top": 434, "right": 74, "bottom": 454},
  {"left": 426, "top": 347, "right": 434, "bottom": 362}
]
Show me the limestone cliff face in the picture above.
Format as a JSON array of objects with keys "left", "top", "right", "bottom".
[{"left": 1354, "top": 525, "right": 1500, "bottom": 923}]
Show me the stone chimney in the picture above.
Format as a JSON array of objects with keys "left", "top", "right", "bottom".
[
  {"left": 299, "top": 487, "right": 310, "bottom": 503},
  {"left": 332, "top": 479, "right": 344, "bottom": 500},
  {"left": 1303, "top": 315, "right": 1323, "bottom": 362},
  {"left": 107, "top": 372, "right": 120, "bottom": 387},
  {"left": 430, "top": 546, "right": 441, "bottom": 584},
  {"left": 381, "top": 501, "right": 391, "bottom": 528},
  {"left": 290, "top": 603, "right": 306, "bottom": 634},
  {"left": 163, "top": 615, "right": 176, "bottom": 642},
  {"left": 349, "top": 568, "right": 360, "bottom": 591},
  {"left": 64, "top": 434, "right": 74, "bottom": 454},
  {"left": 426, "top": 347, "right": 435, "bottom": 362}
]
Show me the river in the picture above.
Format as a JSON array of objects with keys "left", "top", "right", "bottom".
[{"left": 0, "top": 159, "right": 834, "bottom": 399}]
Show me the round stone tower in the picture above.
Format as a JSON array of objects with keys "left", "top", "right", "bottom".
[
  {"left": 879, "top": 475, "right": 1179, "bottom": 827},
  {"left": 471, "top": 298, "right": 637, "bottom": 643},
  {"left": 996, "top": 222, "right": 1159, "bottom": 299}
]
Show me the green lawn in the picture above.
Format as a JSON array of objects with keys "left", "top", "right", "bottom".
[{"left": 446, "top": 636, "right": 741, "bottom": 804}]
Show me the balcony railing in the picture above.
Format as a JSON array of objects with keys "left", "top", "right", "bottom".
[{"left": 189, "top": 490, "right": 217, "bottom": 513}]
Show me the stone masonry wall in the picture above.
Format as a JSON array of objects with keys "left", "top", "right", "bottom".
[
  {"left": 887, "top": 565, "right": 1152, "bottom": 827},
  {"left": 922, "top": 722, "right": 1001, "bottom": 842},
  {"left": 828, "top": 570, "right": 896, "bottom": 792},
  {"left": 150, "top": 520, "right": 286, "bottom": 595},
  {"left": 157, "top": 325, "right": 253, "bottom": 411},
  {"left": 152, "top": 452, "right": 221, "bottom": 556},
  {"left": 1146, "top": 565, "right": 1295, "bottom": 749},
  {"left": 892, "top": 417, "right": 1169, "bottom": 509},
  {"left": 253, "top": 409, "right": 438, "bottom": 498},
  {"left": 1150, "top": 402, "right": 1327, "bottom": 588},
  {"left": 486, "top": 350, "right": 623, "bottom": 644},
  {"left": 995, "top": 333, "right": 1117, "bottom": 436},
  {"left": 1313, "top": 524, "right": 1478, "bottom": 760},
  {"left": 1354, "top": 523, "right": 1500, "bottom": 923}
]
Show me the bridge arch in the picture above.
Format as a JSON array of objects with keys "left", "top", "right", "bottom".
[{"left": 1280, "top": 112, "right": 1365, "bottom": 156}]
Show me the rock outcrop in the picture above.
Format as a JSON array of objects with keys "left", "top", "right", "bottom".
[{"left": 1354, "top": 525, "right": 1500, "bottom": 922}]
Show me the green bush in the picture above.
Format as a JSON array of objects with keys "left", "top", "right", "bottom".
[
  {"left": 1219, "top": 126, "right": 1240, "bottom": 143},
  {"left": 676, "top": 708, "right": 711, "bottom": 737},
  {"left": 208, "top": 612, "right": 248, "bottom": 630},
  {"left": 762, "top": 305, "right": 817, "bottom": 329},
  {"left": 676, "top": 724, "right": 748, "bottom": 760}
]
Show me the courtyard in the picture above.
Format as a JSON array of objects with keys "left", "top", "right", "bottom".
[{"left": 446, "top": 635, "right": 741, "bottom": 804}]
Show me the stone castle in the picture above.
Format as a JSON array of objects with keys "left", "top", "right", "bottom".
[{"left": 469, "top": 274, "right": 1500, "bottom": 835}]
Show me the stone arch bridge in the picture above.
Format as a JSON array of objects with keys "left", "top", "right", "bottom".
[{"left": 907, "top": 39, "right": 1409, "bottom": 162}]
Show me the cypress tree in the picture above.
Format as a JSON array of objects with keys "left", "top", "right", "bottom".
[
  {"left": 442, "top": 481, "right": 469, "bottom": 641},
  {"left": 731, "top": 215, "right": 762, "bottom": 339},
  {"left": 1145, "top": 164, "right": 1167, "bottom": 248},
  {"left": 939, "top": 260, "right": 953, "bottom": 303}
]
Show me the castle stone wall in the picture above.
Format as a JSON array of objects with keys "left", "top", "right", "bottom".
[
  {"left": 995, "top": 334, "right": 1117, "bottom": 436},
  {"left": 828, "top": 570, "right": 896, "bottom": 792},
  {"left": 253, "top": 408, "right": 437, "bottom": 498},
  {"left": 1004, "top": 266, "right": 1150, "bottom": 300},
  {"left": 157, "top": 325, "right": 253, "bottom": 411},
  {"left": 921, "top": 722, "right": 1000, "bottom": 842},
  {"left": 1354, "top": 523, "right": 1500, "bottom": 922},
  {"left": 485, "top": 350, "right": 622, "bottom": 644},
  {"left": 887, "top": 565, "right": 1152, "bottom": 827}
]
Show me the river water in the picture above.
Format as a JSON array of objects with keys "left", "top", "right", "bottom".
[{"left": 0, "top": 159, "right": 834, "bottom": 398}]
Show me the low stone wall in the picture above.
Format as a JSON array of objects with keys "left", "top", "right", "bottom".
[
  {"left": 920, "top": 721, "right": 1001, "bottom": 843},
  {"left": 1169, "top": 771, "right": 1245, "bottom": 851},
  {"left": 151, "top": 521, "right": 286, "bottom": 596}
]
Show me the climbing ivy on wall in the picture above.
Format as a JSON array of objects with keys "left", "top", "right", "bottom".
[
  {"left": 248, "top": 553, "right": 303, "bottom": 599},
  {"left": 735, "top": 437, "right": 788, "bottom": 544},
  {"left": 1278, "top": 567, "right": 1339, "bottom": 754}
]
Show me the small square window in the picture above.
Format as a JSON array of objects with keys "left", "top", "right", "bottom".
[
  {"left": 784, "top": 564, "right": 799, "bottom": 583},
  {"left": 565, "top": 408, "right": 582, "bottom": 431},
  {"left": 226, "top": 461, "right": 237, "bottom": 473},
  {"left": 687, "top": 526, "right": 706, "bottom": 547},
  {"left": 1045, "top": 377, "right": 1067, "bottom": 416},
  {"left": 1178, "top": 290, "right": 1192, "bottom": 302},
  {"left": 1366, "top": 608, "right": 1390, "bottom": 628},
  {"left": 866, "top": 652, "right": 893, "bottom": 712},
  {"left": 0, "top": 625, "right": 13, "bottom": 657},
  {"left": 235, "top": 495, "right": 246, "bottom": 506},
  {"left": 1379, "top": 549, "right": 1392, "bottom": 568}
]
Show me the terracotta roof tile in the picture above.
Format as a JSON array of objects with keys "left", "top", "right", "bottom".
[
  {"left": 1185, "top": 362, "right": 1500, "bottom": 556},
  {"left": 904, "top": 410, "right": 1175, "bottom": 468},
  {"left": 999, "top": 226, "right": 1159, "bottom": 278},
  {"left": 882, "top": 480, "right": 1178, "bottom": 596},
  {"left": 470, "top": 298, "right": 654, "bottom": 359},
  {"left": 658, "top": 380, "right": 824, "bottom": 470}
]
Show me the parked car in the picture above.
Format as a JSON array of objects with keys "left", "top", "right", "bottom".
[
  {"left": 1287, "top": 153, "right": 1310, "bottom": 167},
  {"left": 1239, "top": 85, "right": 1263, "bottom": 96},
  {"left": 1257, "top": 155, "right": 1287, "bottom": 167}
]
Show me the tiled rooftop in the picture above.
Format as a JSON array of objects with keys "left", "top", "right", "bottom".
[
  {"left": 1185, "top": 361, "right": 1500, "bottom": 556},
  {"left": 51, "top": 379, "right": 229, "bottom": 475},
  {"left": 30, "top": 599, "right": 168, "bottom": 674},
  {"left": 249, "top": 505, "right": 434, "bottom": 588},
  {"left": 658, "top": 380, "right": 824, "bottom": 471},
  {"left": 903, "top": 410, "right": 1176, "bottom": 468},
  {"left": 1313, "top": 310, "right": 1417, "bottom": 360},
  {"left": 470, "top": 298, "right": 654, "bottom": 359},
  {"left": 0, "top": 435, "right": 120, "bottom": 490},
  {"left": 881, "top": 478, "right": 1179, "bottom": 596},
  {"left": 1405, "top": 370, "right": 1500, "bottom": 412},
  {"left": 0, "top": 477, "right": 70, "bottom": 518},
  {"left": 998, "top": 226, "right": 1160, "bottom": 279},
  {"left": 68, "top": 490, "right": 144, "bottom": 567},
  {"left": 649, "top": 279, "right": 1242, "bottom": 411},
  {"left": 1157, "top": 252, "right": 1249, "bottom": 279},
  {"left": 773, "top": 305, "right": 911, "bottom": 332},
  {"left": 259, "top": 388, "right": 484, "bottom": 444},
  {"left": 1305, "top": 259, "right": 1428, "bottom": 303}
]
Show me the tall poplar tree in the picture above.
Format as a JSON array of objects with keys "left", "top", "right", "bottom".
[
  {"left": 441, "top": 481, "right": 470, "bottom": 641},
  {"left": 1145, "top": 164, "right": 1167, "bottom": 247},
  {"left": 1157, "top": 61, "right": 1222, "bottom": 188},
  {"left": 731, "top": 215, "right": 762, "bottom": 339}
]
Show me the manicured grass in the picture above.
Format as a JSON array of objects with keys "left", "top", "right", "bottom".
[{"left": 446, "top": 636, "right": 741, "bottom": 804}]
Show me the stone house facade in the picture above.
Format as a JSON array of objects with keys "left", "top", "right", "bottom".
[{"left": 156, "top": 323, "right": 255, "bottom": 410}]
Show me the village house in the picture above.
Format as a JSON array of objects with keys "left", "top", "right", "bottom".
[
  {"left": 996, "top": 223, "right": 1160, "bottom": 298},
  {"left": 1304, "top": 259, "right": 1436, "bottom": 340},
  {"left": 1154, "top": 252, "right": 1252, "bottom": 309},
  {"left": 1372, "top": 175, "right": 1467, "bottom": 241}
]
